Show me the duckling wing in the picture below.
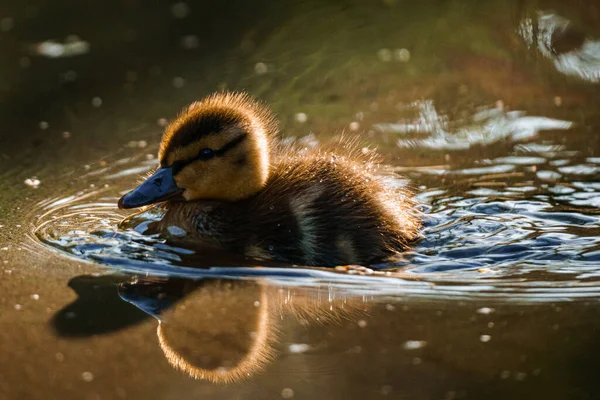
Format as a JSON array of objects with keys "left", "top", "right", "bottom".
[{"left": 234, "top": 155, "right": 419, "bottom": 267}]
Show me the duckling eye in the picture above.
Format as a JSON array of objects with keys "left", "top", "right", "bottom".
[{"left": 198, "top": 148, "right": 215, "bottom": 160}]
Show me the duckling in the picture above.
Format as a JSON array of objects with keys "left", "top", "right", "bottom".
[{"left": 118, "top": 92, "right": 420, "bottom": 267}]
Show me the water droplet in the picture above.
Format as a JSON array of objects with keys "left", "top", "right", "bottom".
[
  {"left": 172, "top": 77, "right": 185, "bottom": 88},
  {"left": 394, "top": 48, "right": 410, "bottom": 62},
  {"left": 24, "top": 178, "right": 40, "bottom": 188},
  {"left": 295, "top": 112, "right": 307, "bottom": 123},
  {"left": 254, "top": 62, "right": 268, "bottom": 75},
  {"left": 81, "top": 371, "right": 94, "bottom": 382},
  {"left": 403, "top": 340, "right": 427, "bottom": 350}
]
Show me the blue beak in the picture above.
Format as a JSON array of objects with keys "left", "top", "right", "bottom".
[{"left": 118, "top": 167, "right": 183, "bottom": 209}]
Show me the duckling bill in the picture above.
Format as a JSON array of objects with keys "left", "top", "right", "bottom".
[{"left": 118, "top": 92, "right": 420, "bottom": 267}]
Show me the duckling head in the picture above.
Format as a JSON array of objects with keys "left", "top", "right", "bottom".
[{"left": 118, "top": 92, "right": 277, "bottom": 209}]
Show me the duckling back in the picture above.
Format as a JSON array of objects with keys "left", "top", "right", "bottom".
[{"left": 226, "top": 150, "right": 420, "bottom": 266}]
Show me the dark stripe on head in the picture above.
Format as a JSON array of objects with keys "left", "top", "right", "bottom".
[
  {"left": 163, "top": 110, "right": 244, "bottom": 157},
  {"left": 214, "top": 133, "right": 246, "bottom": 156},
  {"left": 171, "top": 134, "right": 247, "bottom": 174}
]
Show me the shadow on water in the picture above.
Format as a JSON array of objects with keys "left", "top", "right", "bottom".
[{"left": 52, "top": 275, "right": 151, "bottom": 337}]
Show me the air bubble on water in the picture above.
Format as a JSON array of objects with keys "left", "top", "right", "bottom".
[
  {"left": 349, "top": 121, "right": 360, "bottom": 131},
  {"left": 172, "top": 77, "right": 185, "bottom": 88},
  {"left": 394, "top": 48, "right": 410, "bottom": 62},
  {"left": 281, "top": 388, "right": 294, "bottom": 399},
  {"left": 254, "top": 62, "right": 268, "bottom": 75},
  {"left": 39, "top": 121, "right": 49, "bottom": 130},
  {"left": 357, "top": 320, "right": 367, "bottom": 328},
  {"left": 14, "top": 304, "right": 22, "bottom": 310},
  {"left": 62, "top": 131, "right": 71, "bottom": 139},
  {"left": 294, "top": 113, "right": 307, "bottom": 123},
  {"left": 476, "top": 307, "right": 495, "bottom": 315},
  {"left": 81, "top": 371, "right": 94, "bottom": 382},
  {"left": 24, "top": 178, "right": 40, "bottom": 188},
  {"left": 403, "top": 340, "right": 427, "bottom": 350},
  {"left": 253, "top": 301, "right": 260, "bottom": 307},
  {"left": 554, "top": 96, "right": 562, "bottom": 106},
  {"left": 480, "top": 334, "right": 491, "bottom": 342},
  {"left": 157, "top": 118, "right": 168, "bottom": 127},
  {"left": 31, "top": 294, "right": 39, "bottom": 300},
  {"left": 288, "top": 343, "right": 310, "bottom": 353},
  {"left": 33, "top": 38, "right": 90, "bottom": 58},
  {"left": 91, "top": 97, "right": 102, "bottom": 107}
]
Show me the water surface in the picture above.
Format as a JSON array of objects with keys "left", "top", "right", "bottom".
[{"left": 1, "top": 0, "right": 600, "bottom": 399}]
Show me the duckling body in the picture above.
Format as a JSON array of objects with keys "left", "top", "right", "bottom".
[{"left": 119, "top": 92, "right": 420, "bottom": 267}]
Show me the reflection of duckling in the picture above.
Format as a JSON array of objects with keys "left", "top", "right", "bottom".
[
  {"left": 119, "top": 277, "right": 369, "bottom": 383},
  {"left": 155, "top": 280, "right": 275, "bottom": 383},
  {"left": 118, "top": 92, "right": 420, "bottom": 266}
]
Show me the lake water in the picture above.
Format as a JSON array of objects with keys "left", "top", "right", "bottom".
[{"left": 1, "top": 1, "right": 599, "bottom": 399}]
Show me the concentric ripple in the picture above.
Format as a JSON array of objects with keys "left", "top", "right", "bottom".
[{"left": 30, "top": 131, "right": 600, "bottom": 301}]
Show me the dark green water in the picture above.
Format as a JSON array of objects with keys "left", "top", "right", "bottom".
[{"left": 1, "top": 0, "right": 600, "bottom": 399}]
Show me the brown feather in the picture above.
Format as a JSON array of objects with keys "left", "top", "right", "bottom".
[{"left": 143, "top": 92, "right": 420, "bottom": 267}]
